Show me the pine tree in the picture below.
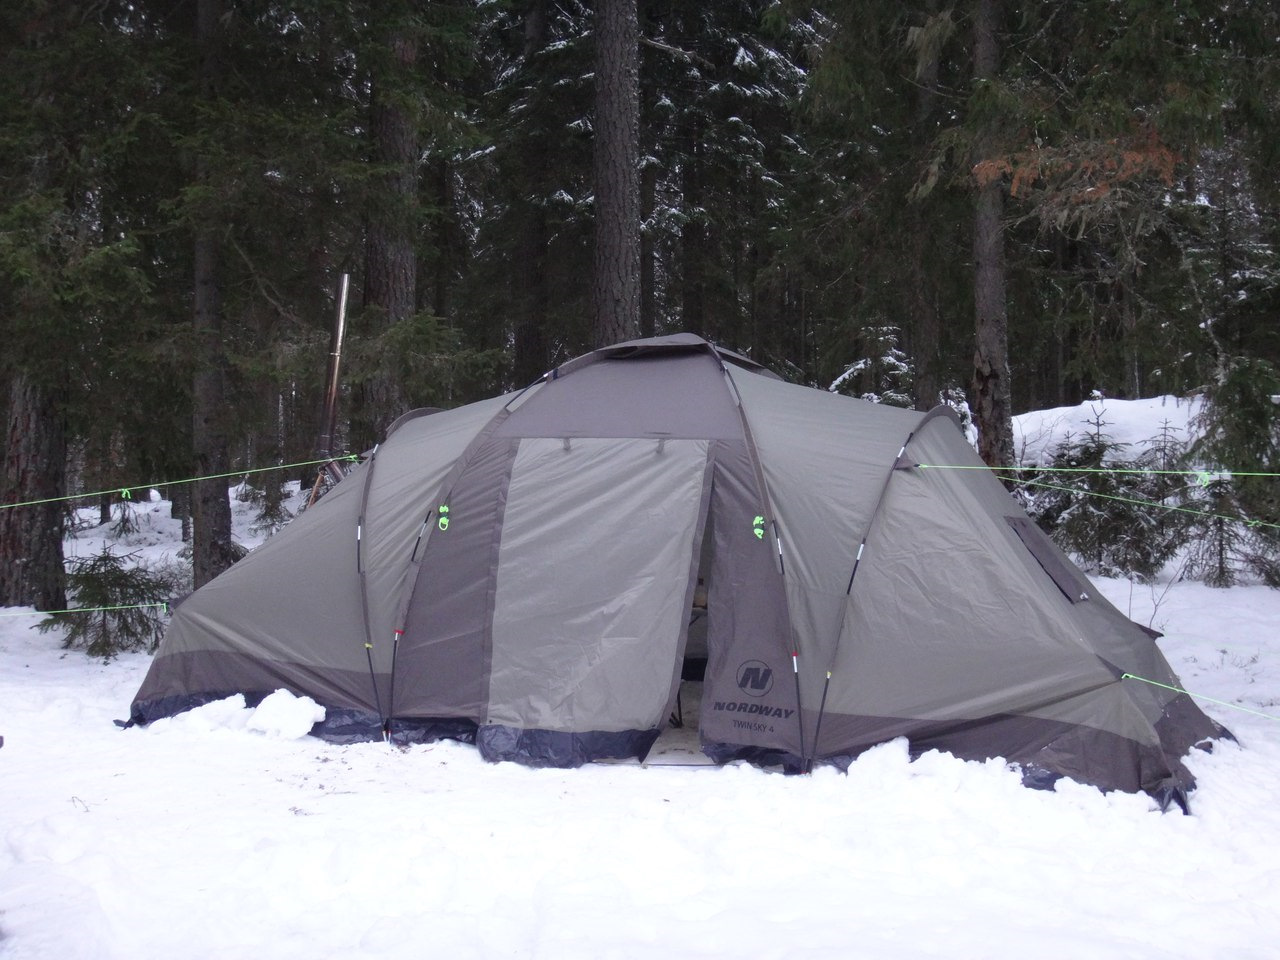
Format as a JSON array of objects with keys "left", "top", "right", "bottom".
[
  {"left": 0, "top": 2, "right": 165, "bottom": 607},
  {"left": 1024, "top": 410, "right": 1186, "bottom": 581},
  {"left": 40, "top": 548, "right": 178, "bottom": 659},
  {"left": 827, "top": 326, "right": 915, "bottom": 407},
  {"left": 592, "top": 0, "right": 641, "bottom": 347},
  {"left": 969, "top": 0, "right": 1014, "bottom": 467},
  {"left": 188, "top": 0, "right": 239, "bottom": 588},
  {"left": 638, "top": 1, "right": 817, "bottom": 358},
  {"left": 460, "top": 0, "right": 595, "bottom": 384},
  {"left": 1185, "top": 358, "right": 1280, "bottom": 586}
]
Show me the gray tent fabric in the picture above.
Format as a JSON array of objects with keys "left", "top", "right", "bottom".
[{"left": 131, "top": 334, "right": 1229, "bottom": 807}]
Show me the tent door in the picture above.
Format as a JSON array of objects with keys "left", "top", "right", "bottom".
[
  {"left": 669, "top": 513, "right": 713, "bottom": 730},
  {"left": 484, "top": 436, "right": 712, "bottom": 741}
]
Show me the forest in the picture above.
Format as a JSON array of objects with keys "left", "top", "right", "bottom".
[{"left": 1, "top": 1, "right": 1278, "bottom": 611}]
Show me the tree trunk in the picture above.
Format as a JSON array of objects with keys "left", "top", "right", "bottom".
[
  {"left": 169, "top": 483, "right": 192, "bottom": 541},
  {"left": 191, "top": 0, "right": 236, "bottom": 589},
  {"left": 970, "top": 0, "right": 1014, "bottom": 467},
  {"left": 909, "top": 0, "right": 943, "bottom": 412},
  {"left": 640, "top": 157, "right": 657, "bottom": 339},
  {"left": 511, "top": 0, "right": 551, "bottom": 386},
  {"left": 0, "top": 373, "right": 67, "bottom": 609},
  {"left": 512, "top": 202, "right": 550, "bottom": 385},
  {"left": 427, "top": 156, "right": 458, "bottom": 320},
  {"left": 908, "top": 217, "right": 942, "bottom": 411},
  {"left": 680, "top": 112, "right": 706, "bottom": 336},
  {"left": 361, "top": 24, "right": 418, "bottom": 445},
  {"left": 192, "top": 219, "right": 236, "bottom": 587},
  {"left": 591, "top": 0, "right": 641, "bottom": 348}
]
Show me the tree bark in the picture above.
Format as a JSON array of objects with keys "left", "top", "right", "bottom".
[
  {"left": 512, "top": 201, "right": 550, "bottom": 384},
  {"left": 511, "top": 0, "right": 551, "bottom": 386},
  {"left": 679, "top": 111, "right": 706, "bottom": 336},
  {"left": 591, "top": 0, "right": 641, "bottom": 348},
  {"left": 191, "top": 0, "right": 236, "bottom": 589},
  {"left": 361, "top": 23, "right": 418, "bottom": 444},
  {"left": 909, "top": 1, "right": 943, "bottom": 412},
  {"left": 970, "top": 0, "right": 1015, "bottom": 467},
  {"left": 0, "top": 372, "right": 67, "bottom": 609},
  {"left": 640, "top": 157, "right": 657, "bottom": 339}
]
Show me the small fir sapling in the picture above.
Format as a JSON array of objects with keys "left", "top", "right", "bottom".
[{"left": 39, "top": 548, "right": 179, "bottom": 658}]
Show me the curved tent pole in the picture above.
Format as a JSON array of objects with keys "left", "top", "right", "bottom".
[
  {"left": 386, "top": 392, "right": 529, "bottom": 637},
  {"left": 717, "top": 354, "right": 808, "bottom": 766},
  {"left": 381, "top": 381, "right": 545, "bottom": 739},
  {"left": 352, "top": 443, "right": 386, "bottom": 731},
  {"left": 807, "top": 421, "right": 923, "bottom": 772}
]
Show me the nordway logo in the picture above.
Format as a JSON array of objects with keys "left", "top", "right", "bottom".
[
  {"left": 736, "top": 659, "right": 774, "bottom": 696},
  {"left": 711, "top": 701, "right": 795, "bottom": 719}
]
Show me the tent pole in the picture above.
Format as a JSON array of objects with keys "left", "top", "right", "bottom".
[
  {"left": 381, "top": 397, "right": 527, "bottom": 746},
  {"left": 383, "top": 629, "right": 402, "bottom": 743},
  {"left": 718, "top": 354, "right": 808, "bottom": 767},
  {"left": 354, "top": 444, "right": 386, "bottom": 735},
  {"left": 807, "top": 672, "right": 832, "bottom": 774},
  {"left": 807, "top": 429, "right": 917, "bottom": 771}
]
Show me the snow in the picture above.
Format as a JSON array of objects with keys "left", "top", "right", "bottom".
[
  {"left": 1014, "top": 395, "right": 1202, "bottom": 464},
  {"left": 4, "top": 402, "right": 1280, "bottom": 959}
]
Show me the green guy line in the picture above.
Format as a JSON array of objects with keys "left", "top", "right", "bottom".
[
  {"left": 0, "top": 602, "right": 169, "bottom": 619},
  {"left": 919, "top": 463, "right": 1280, "bottom": 479},
  {"left": 1122, "top": 673, "right": 1279, "bottom": 722},
  {"left": 1005, "top": 476, "right": 1280, "bottom": 532},
  {"left": 0, "top": 456, "right": 358, "bottom": 513}
]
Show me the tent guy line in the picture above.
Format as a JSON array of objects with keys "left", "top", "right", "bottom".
[
  {"left": 918, "top": 464, "right": 1280, "bottom": 479},
  {"left": 0, "top": 602, "right": 168, "bottom": 619},
  {"left": 1001, "top": 476, "right": 1280, "bottom": 532},
  {"left": 2, "top": 455, "right": 1271, "bottom": 521},
  {"left": 0, "top": 456, "right": 359, "bottom": 512},
  {"left": 1122, "top": 673, "right": 1279, "bottom": 722}
]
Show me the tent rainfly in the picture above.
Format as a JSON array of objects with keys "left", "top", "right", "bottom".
[{"left": 130, "top": 334, "right": 1229, "bottom": 810}]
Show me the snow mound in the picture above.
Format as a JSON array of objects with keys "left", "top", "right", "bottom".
[
  {"left": 147, "top": 693, "right": 251, "bottom": 734},
  {"left": 1014, "top": 395, "right": 1201, "bottom": 463},
  {"left": 245, "top": 688, "right": 326, "bottom": 739},
  {"left": 143, "top": 689, "right": 324, "bottom": 739}
]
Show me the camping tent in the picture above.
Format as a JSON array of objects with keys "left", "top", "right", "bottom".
[{"left": 131, "top": 333, "right": 1228, "bottom": 809}]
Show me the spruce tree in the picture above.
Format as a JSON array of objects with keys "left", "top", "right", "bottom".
[
  {"left": 1025, "top": 411, "right": 1186, "bottom": 581},
  {"left": 1186, "top": 358, "right": 1280, "bottom": 586},
  {"left": 0, "top": 2, "right": 165, "bottom": 608},
  {"left": 592, "top": 0, "right": 642, "bottom": 347}
]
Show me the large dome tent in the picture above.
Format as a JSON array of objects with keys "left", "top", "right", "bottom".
[{"left": 130, "top": 334, "right": 1228, "bottom": 810}]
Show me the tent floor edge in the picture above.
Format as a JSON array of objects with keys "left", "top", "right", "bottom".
[
  {"left": 701, "top": 741, "right": 805, "bottom": 775},
  {"left": 476, "top": 724, "right": 661, "bottom": 768}
]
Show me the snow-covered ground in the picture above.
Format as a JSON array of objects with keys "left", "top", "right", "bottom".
[
  {"left": 3, "top": 399, "right": 1279, "bottom": 960},
  {"left": 1014, "top": 394, "right": 1201, "bottom": 464}
]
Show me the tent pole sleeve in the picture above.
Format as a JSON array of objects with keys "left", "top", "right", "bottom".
[
  {"left": 354, "top": 444, "right": 384, "bottom": 723},
  {"left": 388, "top": 404, "right": 517, "bottom": 639},
  {"left": 381, "top": 397, "right": 524, "bottom": 734},
  {"left": 810, "top": 427, "right": 918, "bottom": 762},
  {"left": 719, "top": 357, "right": 807, "bottom": 763}
]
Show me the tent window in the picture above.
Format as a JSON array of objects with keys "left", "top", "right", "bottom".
[{"left": 1004, "top": 516, "right": 1091, "bottom": 604}]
